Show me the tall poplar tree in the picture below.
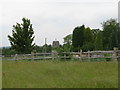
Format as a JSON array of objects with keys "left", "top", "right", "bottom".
[{"left": 72, "top": 25, "right": 85, "bottom": 51}]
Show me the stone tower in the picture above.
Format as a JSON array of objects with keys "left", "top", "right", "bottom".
[{"left": 52, "top": 41, "right": 60, "bottom": 48}]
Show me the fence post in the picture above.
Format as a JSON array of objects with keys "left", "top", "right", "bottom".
[
  {"left": 52, "top": 50, "right": 55, "bottom": 60},
  {"left": 31, "top": 52, "right": 34, "bottom": 61},
  {"left": 79, "top": 49, "right": 82, "bottom": 61},
  {"left": 87, "top": 50, "right": 90, "bottom": 62},
  {"left": 14, "top": 54, "right": 18, "bottom": 61},
  {"left": 113, "top": 47, "right": 118, "bottom": 62},
  {"left": 117, "top": 50, "right": 120, "bottom": 62},
  {"left": 80, "top": 50, "right": 82, "bottom": 56},
  {"left": 117, "top": 56, "right": 120, "bottom": 62},
  {"left": 64, "top": 53, "right": 66, "bottom": 60}
]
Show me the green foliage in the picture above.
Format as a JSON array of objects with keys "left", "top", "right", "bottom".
[
  {"left": 72, "top": 25, "right": 94, "bottom": 51},
  {"left": 94, "top": 31, "right": 103, "bottom": 50},
  {"left": 34, "top": 45, "right": 43, "bottom": 53},
  {"left": 102, "top": 19, "right": 120, "bottom": 50},
  {"left": 53, "top": 45, "right": 64, "bottom": 55},
  {"left": 82, "top": 42, "right": 94, "bottom": 52},
  {"left": 34, "top": 44, "right": 52, "bottom": 53},
  {"left": 92, "top": 29, "right": 101, "bottom": 40},
  {"left": 71, "top": 18, "right": 120, "bottom": 51},
  {"left": 42, "top": 44, "right": 52, "bottom": 53},
  {"left": 8, "top": 18, "right": 35, "bottom": 54},
  {"left": 84, "top": 27, "right": 94, "bottom": 43},
  {"left": 72, "top": 25, "right": 85, "bottom": 51},
  {"left": 63, "top": 34, "right": 72, "bottom": 52},
  {"left": 82, "top": 27, "right": 94, "bottom": 51},
  {"left": 63, "top": 34, "right": 72, "bottom": 45},
  {"left": 2, "top": 47, "right": 16, "bottom": 55},
  {"left": 63, "top": 44, "right": 72, "bottom": 52}
]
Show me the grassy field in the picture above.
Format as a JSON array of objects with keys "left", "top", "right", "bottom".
[
  {"left": 0, "top": 59, "right": 2, "bottom": 89},
  {"left": 2, "top": 60, "right": 118, "bottom": 88}
]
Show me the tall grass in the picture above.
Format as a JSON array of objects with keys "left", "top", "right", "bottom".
[{"left": 2, "top": 60, "right": 118, "bottom": 88}]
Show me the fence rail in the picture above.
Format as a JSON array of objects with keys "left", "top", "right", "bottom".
[{"left": 1, "top": 49, "right": 120, "bottom": 61}]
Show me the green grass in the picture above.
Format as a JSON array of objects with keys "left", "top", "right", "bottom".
[
  {"left": 0, "top": 59, "right": 2, "bottom": 89},
  {"left": 2, "top": 60, "right": 118, "bottom": 88}
]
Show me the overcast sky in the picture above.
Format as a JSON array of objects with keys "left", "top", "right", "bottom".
[{"left": 0, "top": 0, "right": 119, "bottom": 47}]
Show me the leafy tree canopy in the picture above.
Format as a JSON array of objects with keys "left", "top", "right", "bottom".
[
  {"left": 8, "top": 18, "right": 35, "bottom": 54},
  {"left": 102, "top": 19, "right": 120, "bottom": 50}
]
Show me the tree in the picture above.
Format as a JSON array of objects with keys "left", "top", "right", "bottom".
[
  {"left": 2, "top": 47, "right": 16, "bottom": 55},
  {"left": 84, "top": 27, "right": 94, "bottom": 43},
  {"left": 72, "top": 25, "right": 85, "bottom": 51},
  {"left": 63, "top": 34, "right": 72, "bottom": 52},
  {"left": 8, "top": 18, "right": 35, "bottom": 54},
  {"left": 63, "top": 34, "right": 72, "bottom": 44},
  {"left": 92, "top": 29, "right": 101, "bottom": 40},
  {"left": 94, "top": 31, "right": 103, "bottom": 50},
  {"left": 102, "top": 19, "right": 119, "bottom": 50},
  {"left": 82, "top": 42, "right": 94, "bottom": 52},
  {"left": 82, "top": 27, "right": 94, "bottom": 51},
  {"left": 34, "top": 45, "right": 43, "bottom": 53},
  {"left": 42, "top": 44, "right": 52, "bottom": 53}
]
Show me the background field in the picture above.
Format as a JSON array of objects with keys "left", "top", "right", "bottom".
[{"left": 2, "top": 60, "right": 118, "bottom": 88}]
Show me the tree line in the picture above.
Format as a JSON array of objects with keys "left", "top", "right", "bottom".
[
  {"left": 71, "top": 19, "right": 120, "bottom": 52},
  {"left": 2, "top": 18, "right": 120, "bottom": 55}
]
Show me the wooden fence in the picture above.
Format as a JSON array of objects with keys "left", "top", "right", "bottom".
[{"left": 2, "top": 48, "right": 120, "bottom": 61}]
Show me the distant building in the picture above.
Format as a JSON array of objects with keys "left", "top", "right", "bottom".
[{"left": 52, "top": 41, "right": 60, "bottom": 48}]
